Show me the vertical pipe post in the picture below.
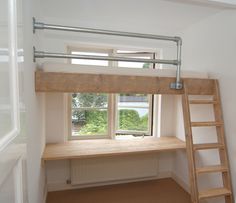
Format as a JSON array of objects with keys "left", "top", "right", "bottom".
[
  {"left": 170, "top": 38, "right": 182, "bottom": 89},
  {"left": 176, "top": 39, "right": 182, "bottom": 89}
]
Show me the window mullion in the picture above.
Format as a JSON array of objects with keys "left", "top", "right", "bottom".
[
  {"left": 108, "top": 49, "right": 117, "bottom": 139},
  {"left": 148, "top": 94, "right": 154, "bottom": 136}
]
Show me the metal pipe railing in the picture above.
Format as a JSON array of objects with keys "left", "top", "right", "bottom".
[
  {"left": 33, "top": 18, "right": 183, "bottom": 89},
  {"left": 33, "top": 49, "right": 179, "bottom": 66},
  {"left": 33, "top": 18, "right": 180, "bottom": 43}
]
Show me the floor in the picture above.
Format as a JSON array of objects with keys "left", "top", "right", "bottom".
[{"left": 47, "top": 178, "right": 191, "bottom": 203}]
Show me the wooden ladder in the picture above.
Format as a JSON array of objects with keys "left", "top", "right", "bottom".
[{"left": 182, "top": 80, "right": 234, "bottom": 203}]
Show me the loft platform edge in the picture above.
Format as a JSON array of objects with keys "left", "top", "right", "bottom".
[{"left": 35, "top": 71, "right": 216, "bottom": 95}]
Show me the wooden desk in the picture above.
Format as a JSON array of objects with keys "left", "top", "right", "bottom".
[{"left": 42, "top": 136, "right": 186, "bottom": 161}]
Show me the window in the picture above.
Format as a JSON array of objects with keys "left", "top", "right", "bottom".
[
  {"left": 71, "top": 52, "right": 109, "bottom": 66},
  {"left": 116, "top": 50, "right": 155, "bottom": 69},
  {"left": 116, "top": 94, "right": 152, "bottom": 136},
  {"left": 68, "top": 46, "right": 158, "bottom": 139},
  {"left": 115, "top": 51, "right": 154, "bottom": 137},
  {"left": 70, "top": 93, "right": 109, "bottom": 138}
]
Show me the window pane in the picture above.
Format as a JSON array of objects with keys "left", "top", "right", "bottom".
[
  {"left": 71, "top": 51, "right": 109, "bottom": 66},
  {"left": 116, "top": 51, "right": 153, "bottom": 69},
  {"left": 117, "top": 94, "right": 150, "bottom": 133},
  {"left": 119, "top": 94, "right": 148, "bottom": 103},
  {"left": 72, "top": 93, "right": 108, "bottom": 108},
  {"left": 71, "top": 93, "right": 108, "bottom": 137},
  {"left": 117, "top": 107, "right": 149, "bottom": 132},
  {"left": 0, "top": 1, "right": 14, "bottom": 137},
  {"left": 118, "top": 58, "right": 151, "bottom": 69},
  {"left": 72, "top": 109, "right": 108, "bottom": 136}
]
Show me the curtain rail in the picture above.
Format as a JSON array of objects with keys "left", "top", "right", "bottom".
[{"left": 33, "top": 18, "right": 182, "bottom": 89}]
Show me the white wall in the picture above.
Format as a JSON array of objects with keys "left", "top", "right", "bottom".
[
  {"left": 41, "top": 0, "right": 222, "bottom": 35},
  {"left": 37, "top": 0, "right": 223, "bottom": 68},
  {"left": 173, "top": 9, "right": 236, "bottom": 203},
  {"left": 22, "top": 0, "right": 46, "bottom": 202}
]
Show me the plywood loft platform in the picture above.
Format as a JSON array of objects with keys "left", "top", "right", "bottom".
[{"left": 42, "top": 136, "right": 186, "bottom": 161}]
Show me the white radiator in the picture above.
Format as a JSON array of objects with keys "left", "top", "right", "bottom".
[{"left": 71, "top": 154, "right": 158, "bottom": 185}]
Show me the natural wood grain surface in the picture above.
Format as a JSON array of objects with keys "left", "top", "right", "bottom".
[
  {"left": 191, "top": 121, "right": 223, "bottom": 127},
  {"left": 183, "top": 80, "right": 234, "bottom": 203},
  {"left": 42, "top": 136, "right": 186, "bottom": 161},
  {"left": 35, "top": 71, "right": 216, "bottom": 95},
  {"left": 199, "top": 188, "right": 231, "bottom": 200},
  {"left": 182, "top": 88, "right": 198, "bottom": 202},
  {"left": 213, "top": 80, "right": 234, "bottom": 203},
  {"left": 189, "top": 100, "right": 217, "bottom": 104},
  {"left": 193, "top": 143, "right": 224, "bottom": 150},
  {"left": 196, "top": 165, "right": 228, "bottom": 174}
]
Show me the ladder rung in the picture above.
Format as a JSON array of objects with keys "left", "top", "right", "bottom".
[
  {"left": 194, "top": 143, "right": 224, "bottom": 150},
  {"left": 191, "top": 121, "right": 223, "bottom": 127},
  {"left": 189, "top": 100, "right": 217, "bottom": 104},
  {"left": 199, "top": 188, "right": 231, "bottom": 199},
  {"left": 196, "top": 165, "right": 228, "bottom": 174}
]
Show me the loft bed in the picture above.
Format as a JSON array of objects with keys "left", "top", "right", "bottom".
[
  {"left": 33, "top": 18, "right": 234, "bottom": 202},
  {"left": 38, "top": 65, "right": 212, "bottom": 163},
  {"left": 34, "top": 18, "right": 199, "bottom": 162},
  {"left": 38, "top": 64, "right": 206, "bottom": 162}
]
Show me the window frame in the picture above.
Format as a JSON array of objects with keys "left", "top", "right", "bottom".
[{"left": 67, "top": 45, "right": 159, "bottom": 140}]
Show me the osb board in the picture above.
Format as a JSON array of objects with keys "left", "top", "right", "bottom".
[
  {"left": 35, "top": 71, "right": 216, "bottom": 95},
  {"left": 42, "top": 136, "right": 186, "bottom": 161}
]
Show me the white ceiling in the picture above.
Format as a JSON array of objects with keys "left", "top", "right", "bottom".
[
  {"left": 168, "top": 0, "right": 236, "bottom": 8},
  {"left": 203, "top": 0, "right": 236, "bottom": 6}
]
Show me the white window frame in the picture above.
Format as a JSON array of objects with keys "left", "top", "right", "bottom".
[{"left": 67, "top": 45, "right": 159, "bottom": 140}]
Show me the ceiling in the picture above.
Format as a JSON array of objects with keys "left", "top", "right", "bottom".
[{"left": 167, "top": 0, "right": 236, "bottom": 8}]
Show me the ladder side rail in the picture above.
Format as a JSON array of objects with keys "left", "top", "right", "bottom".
[
  {"left": 213, "top": 80, "right": 234, "bottom": 203},
  {"left": 182, "top": 86, "right": 199, "bottom": 203}
]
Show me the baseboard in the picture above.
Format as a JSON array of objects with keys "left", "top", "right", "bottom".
[{"left": 47, "top": 171, "right": 172, "bottom": 192}]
